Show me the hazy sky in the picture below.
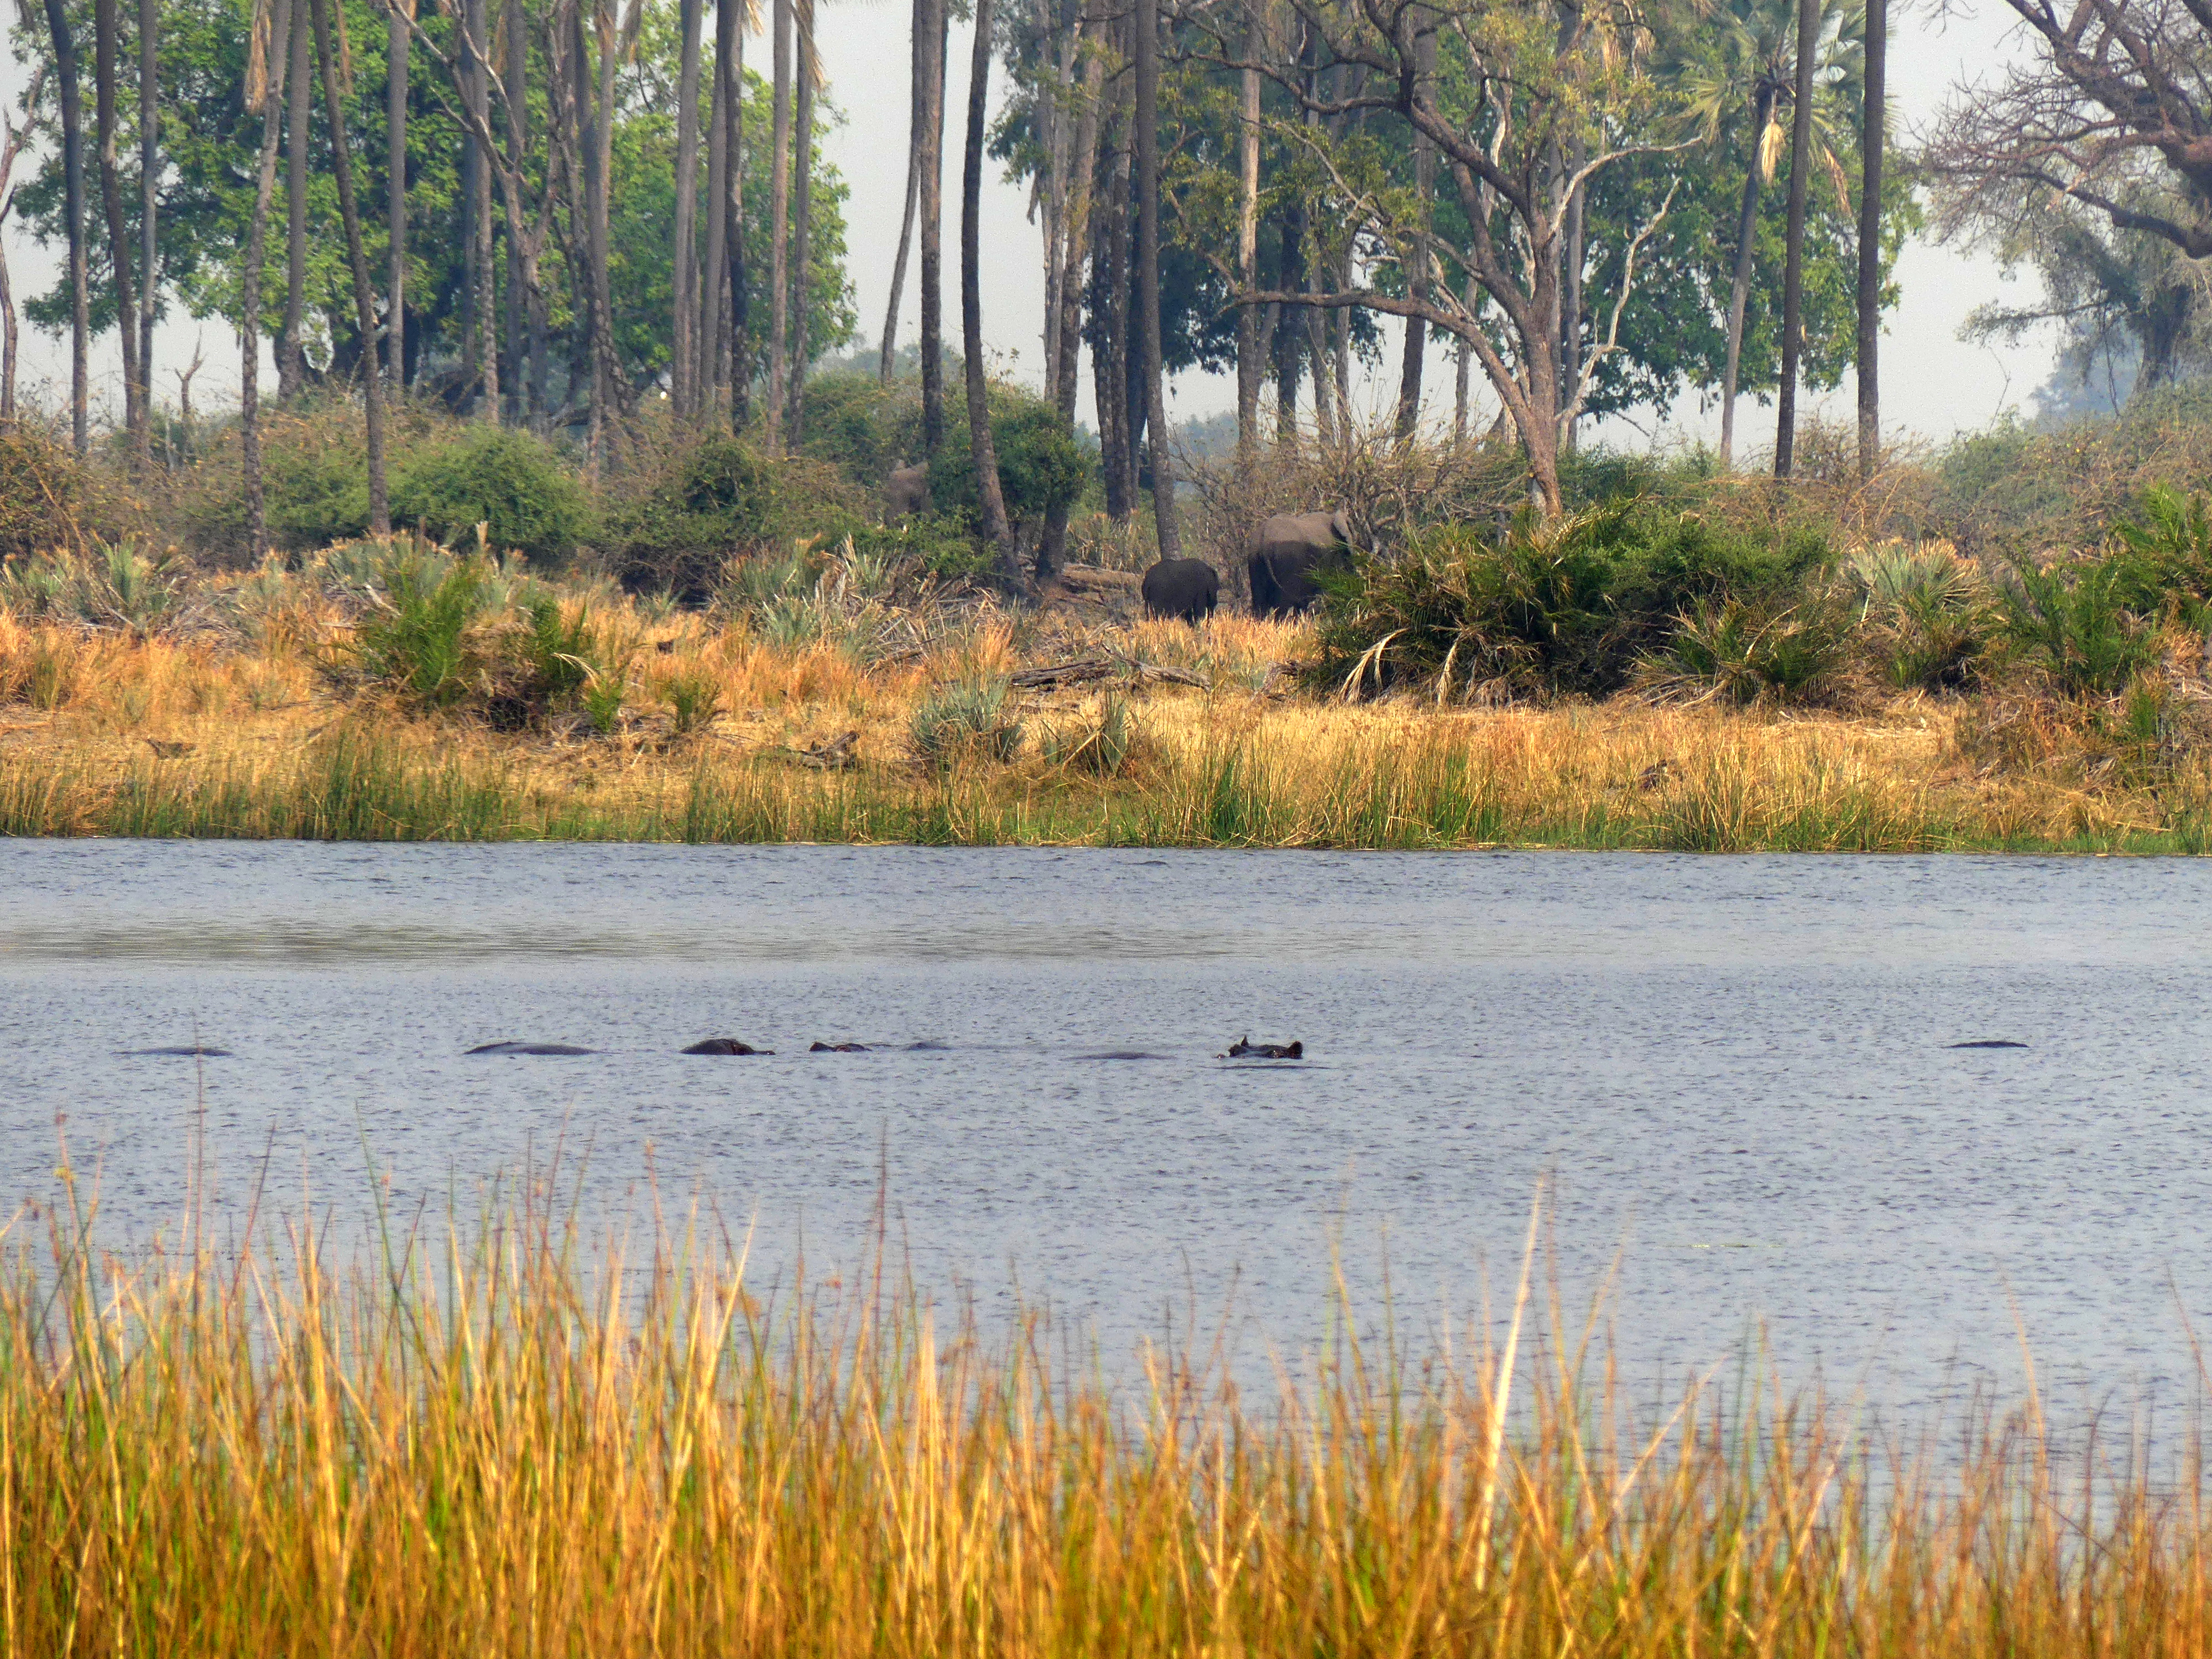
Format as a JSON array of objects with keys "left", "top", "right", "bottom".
[{"left": 0, "top": 1, "right": 2054, "bottom": 447}]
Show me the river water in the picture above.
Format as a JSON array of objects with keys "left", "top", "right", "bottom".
[{"left": 2, "top": 840, "right": 2207, "bottom": 1418}]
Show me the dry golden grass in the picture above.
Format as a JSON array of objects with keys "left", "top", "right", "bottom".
[
  {"left": 0, "top": 592, "right": 2205, "bottom": 850},
  {"left": 5, "top": 1167, "right": 2210, "bottom": 1657}
]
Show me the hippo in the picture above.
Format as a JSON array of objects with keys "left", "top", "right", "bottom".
[
  {"left": 1222, "top": 1036, "right": 1303, "bottom": 1060},
  {"left": 884, "top": 460, "right": 931, "bottom": 519},
  {"left": 467, "top": 1041, "right": 596, "bottom": 1056},
  {"left": 1246, "top": 509, "right": 1355, "bottom": 615},
  {"left": 1947, "top": 1039, "right": 2028, "bottom": 1049},
  {"left": 1140, "top": 557, "right": 1220, "bottom": 623},
  {"left": 810, "top": 1041, "right": 870, "bottom": 1052},
  {"left": 681, "top": 1039, "right": 774, "bottom": 1055},
  {"left": 122, "top": 1045, "right": 233, "bottom": 1057},
  {"left": 1076, "top": 1050, "right": 1173, "bottom": 1061}
]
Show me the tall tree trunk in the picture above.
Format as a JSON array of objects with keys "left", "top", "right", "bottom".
[
  {"left": 242, "top": 0, "right": 290, "bottom": 556},
  {"left": 726, "top": 13, "right": 750, "bottom": 427},
  {"left": 310, "top": 0, "right": 387, "bottom": 531},
  {"left": 1857, "top": 0, "right": 1884, "bottom": 481},
  {"left": 388, "top": 0, "right": 408, "bottom": 393},
  {"left": 502, "top": 0, "right": 526, "bottom": 421},
  {"left": 1719, "top": 83, "right": 1775, "bottom": 471},
  {"left": 788, "top": 0, "right": 815, "bottom": 442},
  {"left": 138, "top": 0, "right": 156, "bottom": 455},
  {"left": 1272, "top": 216, "right": 1299, "bottom": 446},
  {"left": 1134, "top": 0, "right": 1178, "bottom": 558},
  {"left": 881, "top": 145, "right": 919, "bottom": 384},
  {"left": 468, "top": 0, "right": 498, "bottom": 421},
  {"left": 1775, "top": 0, "right": 1817, "bottom": 481},
  {"left": 673, "top": 0, "right": 703, "bottom": 416},
  {"left": 766, "top": 0, "right": 791, "bottom": 450},
  {"left": 94, "top": 0, "right": 144, "bottom": 455},
  {"left": 963, "top": 0, "right": 1019, "bottom": 579},
  {"left": 1103, "top": 102, "right": 1135, "bottom": 516},
  {"left": 0, "top": 213, "right": 15, "bottom": 425},
  {"left": 1560, "top": 142, "right": 1584, "bottom": 452},
  {"left": 703, "top": 0, "right": 734, "bottom": 417},
  {"left": 460, "top": 0, "right": 481, "bottom": 405},
  {"left": 1053, "top": 15, "right": 1102, "bottom": 425},
  {"left": 579, "top": 0, "right": 618, "bottom": 463},
  {"left": 43, "top": 0, "right": 88, "bottom": 452},
  {"left": 918, "top": 0, "right": 947, "bottom": 452},
  {"left": 1453, "top": 268, "right": 1474, "bottom": 444},
  {"left": 1235, "top": 19, "right": 1260, "bottom": 461},
  {"left": 280, "top": 2, "right": 309, "bottom": 398}
]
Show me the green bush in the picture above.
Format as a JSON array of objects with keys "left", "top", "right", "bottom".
[
  {"left": 1842, "top": 547, "right": 1994, "bottom": 692},
  {"left": 1997, "top": 557, "right": 2159, "bottom": 699},
  {"left": 910, "top": 679, "right": 1022, "bottom": 766},
  {"left": 925, "top": 393, "right": 1088, "bottom": 536},
  {"left": 352, "top": 555, "right": 491, "bottom": 708},
  {"left": 599, "top": 435, "right": 785, "bottom": 597},
  {"left": 2107, "top": 484, "right": 2212, "bottom": 626},
  {"left": 389, "top": 427, "right": 591, "bottom": 566},
  {"left": 1310, "top": 505, "right": 1827, "bottom": 700},
  {"left": 1648, "top": 597, "right": 1844, "bottom": 706},
  {"left": 266, "top": 441, "right": 371, "bottom": 551}
]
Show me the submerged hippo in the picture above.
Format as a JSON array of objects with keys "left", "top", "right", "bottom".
[
  {"left": 809, "top": 1041, "right": 870, "bottom": 1053},
  {"left": 122, "top": 1045, "right": 233, "bottom": 1057},
  {"left": 467, "top": 1041, "right": 596, "bottom": 1056},
  {"left": 1222, "top": 1036, "right": 1303, "bottom": 1060},
  {"left": 681, "top": 1038, "right": 774, "bottom": 1055},
  {"left": 1947, "top": 1039, "right": 2028, "bottom": 1049}
]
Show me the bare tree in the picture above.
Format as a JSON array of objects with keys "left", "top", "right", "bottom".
[
  {"left": 1228, "top": 0, "right": 1686, "bottom": 515},
  {"left": 311, "top": 0, "right": 388, "bottom": 531},
  {"left": 963, "top": 0, "right": 1020, "bottom": 576},
  {"left": 0, "top": 66, "right": 45, "bottom": 425},
  {"left": 1394, "top": 7, "right": 1434, "bottom": 441},
  {"left": 242, "top": 0, "right": 292, "bottom": 555},
  {"left": 1135, "top": 0, "right": 1177, "bottom": 555},
  {"left": 1053, "top": 9, "right": 1104, "bottom": 423},
  {"left": 703, "top": 0, "right": 739, "bottom": 416},
  {"left": 1773, "top": 0, "right": 1815, "bottom": 478}
]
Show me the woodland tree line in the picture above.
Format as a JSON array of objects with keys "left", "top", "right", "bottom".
[{"left": 2, "top": 0, "right": 2211, "bottom": 583}]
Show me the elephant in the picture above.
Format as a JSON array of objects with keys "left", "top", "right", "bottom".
[
  {"left": 682, "top": 1038, "right": 774, "bottom": 1055},
  {"left": 467, "top": 1041, "right": 596, "bottom": 1056},
  {"left": 883, "top": 460, "right": 931, "bottom": 520},
  {"left": 1246, "top": 509, "right": 1355, "bottom": 616},
  {"left": 1222, "top": 1035, "right": 1304, "bottom": 1060},
  {"left": 1140, "top": 557, "right": 1220, "bottom": 623}
]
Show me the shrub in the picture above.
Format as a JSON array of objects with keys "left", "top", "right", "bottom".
[
  {"left": 910, "top": 678, "right": 1021, "bottom": 766},
  {"left": 352, "top": 556, "right": 491, "bottom": 708},
  {"left": 1997, "top": 556, "right": 2159, "bottom": 699},
  {"left": 0, "top": 424, "right": 139, "bottom": 558},
  {"left": 597, "top": 435, "right": 863, "bottom": 599},
  {"left": 1040, "top": 692, "right": 1137, "bottom": 776},
  {"left": 0, "top": 541, "right": 180, "bottom": 629},
  {"left": 925, "top": 393, "right": 1088, "bottom": 538},
  {"left": 2107, "top": 484, "right": 2212, "bottom": 625},
  {"left": 1646, "top": 597, "right": 1844, "bottom": 706},
  {"left": 389, "top": 427, "right": 591, "bottom": 565},
  {"left": 1841, "top": 546, "right": 1994, "bottom": 692}
]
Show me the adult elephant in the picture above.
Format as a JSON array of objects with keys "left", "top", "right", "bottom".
[
  {"left": 1246, "top": 509, "right": 1355, "bottom": 617},
  {"left": 883, "top": 460, "right": 931, "bottom": 519},
  {"left": 1140, "top": 557, "right": 1220, "bottom": 623}
]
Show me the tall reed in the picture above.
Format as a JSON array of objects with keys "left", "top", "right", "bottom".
[{"left": 3, "top": 1171, "right": 2210, "bottom": 1656}]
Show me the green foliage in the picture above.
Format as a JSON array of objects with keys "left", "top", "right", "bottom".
[
  {"left": 0, "top": 542, "right": 179, "bottom": 629},
  {"left": 910, "top": 679, "right": 1022, "bottom": 767},
  {"left": 1842, "top": 547, "right": 1994, "bottom": 691},
  {"left": 1312, "top": 505, "right": 1829, "bottom": 699},
  {"left": 2107, "top": 484, "right": 2212, "bottom": 625},
  {"left": 514, "top": 594, "right": 599, "bottom": 706},
  {"left": 601, "top": 436, "right": 787, "bottom": 597},
  {"left": 1041, "top": 693, "right": 1138, "bottom": 777},
  {"left": 662, "top": 667, "right": 723, "bottom": 735},
  {"left": 1997, "top": 557, "right": 2159, "bottom": 699},
  {"left": 389, "top": 429, "right": 592, "bottom": 566},
  {"left": 1650, "top": 597, "right": 1844, "bottom": 705},
  {"left": 925, "top": 393, "right": 1088, "bottom": 534},
  {"left": 352, "top": 556, "right": 491, "bottom": 708}
]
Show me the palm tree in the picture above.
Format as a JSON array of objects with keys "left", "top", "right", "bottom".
[{"left": 1670, "top": 0, "right": 1861, "bottom": 467}]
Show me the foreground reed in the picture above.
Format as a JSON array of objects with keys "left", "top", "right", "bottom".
[{"left": 4, "top": 1173, "right": 2209, "bottom": 1657}]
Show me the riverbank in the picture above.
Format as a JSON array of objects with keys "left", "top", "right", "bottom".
[
  {"left": 1, "top": 628, "right": 2204, "bottom": 854},
  {"left": 2, "top": 1180, "right": 2203, "bottom": 1657}
]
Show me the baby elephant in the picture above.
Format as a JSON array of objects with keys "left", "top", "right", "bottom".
[
  {"left": 1141, "top": 557, "right": 1220, "bottom": 623},
  {"left": 1222, "top": 1035, "right": 1304, "bottom": 1060}
]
